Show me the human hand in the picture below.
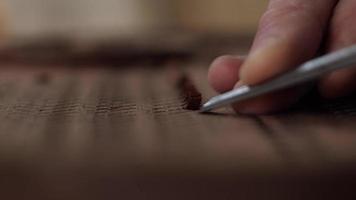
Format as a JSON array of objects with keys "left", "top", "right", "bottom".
[{"left": 208, "top": 0, "right": 356, "bottom": 114}]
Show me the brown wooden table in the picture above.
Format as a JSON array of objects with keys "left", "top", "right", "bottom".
[{"left": 0, "top": 36, "right": 355, "bottom": 199}]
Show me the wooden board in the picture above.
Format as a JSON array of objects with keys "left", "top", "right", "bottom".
[{"left": 0, "top": 38, "right": 355, "bottom": 199}]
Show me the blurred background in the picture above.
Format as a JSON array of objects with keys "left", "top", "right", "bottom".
[
  {"left": 1, "top": 0, "right": 268, "bottom": 40},
  {"left": 0, "top": 0, "right": 269, "bottom": 66}
]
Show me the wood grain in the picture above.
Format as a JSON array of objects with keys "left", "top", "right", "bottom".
[{"left": 0, "top": 39, "right": 355, "bottom": 199}]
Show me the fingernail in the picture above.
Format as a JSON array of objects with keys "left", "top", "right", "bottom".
[{"left": 234, "top": 80, "right": 244, "bottom": 88}]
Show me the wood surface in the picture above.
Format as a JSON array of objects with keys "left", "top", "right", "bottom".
[{"left": 0, "top": 37, "right": 355, "bottom": 199}]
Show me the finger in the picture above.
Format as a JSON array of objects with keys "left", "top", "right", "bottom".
[
  {"left": 232, "top": 0, "right": 337, "bottom": 114},
  {"left": 319, "top": 0, "right": 356, "bottom": 98},
  {"left": 208, "top": 55, "right": 304, "bottom": 114},
  {"left": 232, "top": 87, "right": 304, "bottom": 115},
  {"left": 208, "top": 55, "right": 244, "bottom": 93},
  {"left": 239, "top": 0, "right": 338, "bottom": 85}
]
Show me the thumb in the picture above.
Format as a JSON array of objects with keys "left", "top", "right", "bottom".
[{"left": 240, "top": 0, "right": 337, "bottom": 86}]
